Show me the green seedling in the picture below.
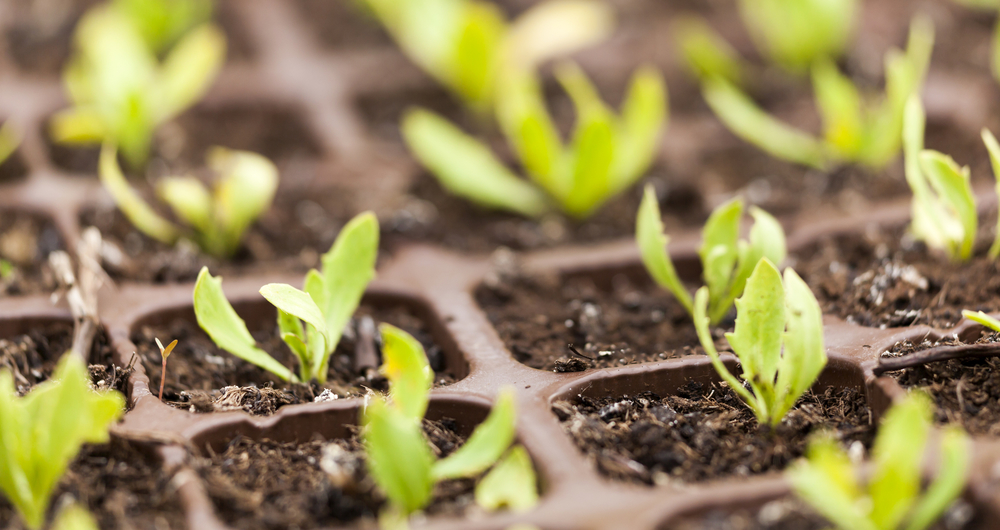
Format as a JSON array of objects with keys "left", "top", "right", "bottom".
[
  {"left": 362, "top": 0, "right": 613, "bottom": 114},
  {"left": 737, "top": 0, "right": 857, "bottom": 73},
  {"left": 155, "top": 337, "right": 177, "bottom": 401},
  {"left": 700, "top": 16, "right": 934, "bottom": 170},
  {"left": 403, "top": 62, "right": 666, "bottom": 220},
  {"left": 637, "top": 185, "right": 786, "bottom": 325},
  {"left": 50, "top": 4, "right": 225, "bottom": 168},
  {"left": 693, "top": 258, "right": 826, "bottom": 427},
  {"left": 51, "top": 504, "right": 100, "bottom": 530},
  {"left": 962, "top": 309, "right": 1000, "bottom": 332},
  {"left": 0, "top": 121, "right": 19, "bottom": 167},
  {"left": 99, "top": 144, "right": 278, "bottom": 258},
  {"left": 0, "top": 353, "right": 125, "bottom": 529},
  {"left": 362, "top": 324, "right": 535, "bottom": 524},
  {"left": 672, "top": 15, "right": 744, "bottom": 87},
  {"left": 113, "top": 0, "right": 214, "bottom": 53},
  {"left": 902, "top": 96, "right": 1000, "bottom": 261},
  {"left": 789, "top": 392, "right": 969, "bottom": 530},
  {"left": 193, "top": 212, "right": 378, "bottom": 383}
]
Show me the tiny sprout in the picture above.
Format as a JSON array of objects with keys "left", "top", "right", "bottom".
[
  {"left": 694, "top": 258, "right": 827, "bottom": 427},
  {"left": 637, "top": 184, "right": 786, "bottom": 325},
  {"left": 155, "top": 337, "right": 177, "bottom": 401},
  {"left": 789, "top": 392, "right": 969, "bottom": 530},
  {"left": 962, "top": 309, "right": 1000, "bottom": 332}
]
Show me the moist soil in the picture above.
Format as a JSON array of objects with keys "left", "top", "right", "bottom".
[
  {"left": 0, "top": 150, "right": 29, "bottom": 185},
  {"left": 887, "top": 332, "right": 1000, "bottom": 436},
  {"left": 0, "top": 437, "right": 186, "bottom": 530},
  {"left": 293, "top": 0, "right": 391, "bottom": 50},
  {"left": 132, "top": 303, "right": 454, "bottom": 415},
  {"left": 196, "top": 419, "right": 479, "bottom": 530},
  {"left": 476, "top": 268, "right": 702, "bottom": 371},
  {"left": 554, "top": 382, "right": 875, "bottom": 486},
  {"left": 0, "top": 210, "right": 62, "bottom": 297}
]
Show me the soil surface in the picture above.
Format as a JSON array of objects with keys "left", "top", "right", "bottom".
[
  {"left": 888, "top": 332, "right": 1000, "bottom": 436},
  {"left": 0, "top": 438, "right": 185, "bottom": 530},
  {"left": 196, "top": 418, "right": 481, "bottom": 530},
  {"left": 132, "top": 302, "right": 455, "bottom": 415},
  {"left": 0, "top": 210, "right": 62, "bottom": 296},
  {"left": 0, "top": 150, "right": 29, "bottom": 184},
  {"left": 476, "top": 268, "right": 702, "bottom": 371},
  {"left": 293, "top": 0, "right": 391, "bottom": 50},
  {"left": 554, "top": 382, "right": 875, "bottom": 485}
]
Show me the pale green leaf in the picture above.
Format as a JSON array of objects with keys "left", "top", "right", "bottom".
[
  {"left": 813, "top": 59, "right": 863, "bottom": 157},
  {"left": 868, "top": 392, "right": 932, "bottom": 530},
  {"left": 51, "top": 504, "right": 99, "bottom": 530},
  {"left": 113, "top": 0, "right": 213, "bottom": 53},
  {"left": 449, "top": 2, "right": 505, "bottom": 111},
  {"left": 636, "top": 185, "right": 693, "bottom": 314},
  {"left": 692, "top": 287, "right": 758, "bottom": 411},
  {"left": 98, "top": 144, "right": 180, "bottom": 245},
  {"left": 380, "top": 323, "right": 433, "bottom": 421},
  {"left": 611, "top": 66, "right": 667, "bottom": 193},
  {"left": 303, "top": 269, "right": 326, "bottom": 317},
  {"left": 158, "top": 23, "right": 225, "bottom": 121},
  {"left": 432, "top": 388, "right": 517, "bottom": 481},
  {"left": 672, "top": 15, "right": 743, "bottom": 85},
  {"left": 961, "top": 309, "right": 1000, "bottom": 333},
  {"left": 0, "top": 121, "right": 20, "bottom": 167},
  {"left": 713, "top": 206, "right": 786, "bottom": 325},
  {"left": 904, "top": 426, "right": 970, "bottom": 530},
  {"left": 496, "top": 73, "right": 564, "bottom": 198},
  {"left": 788, "top": 436, "right": 878, "bottom": 530},
  {"left": 503, "top": 0, "right": 613, "bottom": 71},
  {"left": 737, "top": 0, "right": 856, "bottom": 73},
  {"left": 259, "top": 283, "right": 328, "bottom": 348},
  {"left": 156, "top": 175, "right": 212, "bottom": 233},
  {"left": 193, "top": 267, "right": 296, "bottom": 381},
  {"left": 362, "top": 397, "right": 434, "bottom": 515},
  {"left": 48, "top": 107, "right": 107, "bottom": 145},
  {"left": 981, "top": 129, "right": 1000, "bottom": 258},
  {"left": 773, "top": 268, "right": 826, "bottom": 424},
  {"left": 903, "top": 96, "right": 948, "bottom": 253},
  {"left": 563, "top": 101, "right": 615, "bottom": 219},
  {"left": 208, "top": 148, "right": 279, "bottom": 258},
  {"left": 474, "top": 445, "right": 538, "bottom": 512},
  {"left": 918, "top": 151, "right": 976, "bottom": 261},
  {"left": 699, "top": 197, "right": 743, "bottom": 317}
]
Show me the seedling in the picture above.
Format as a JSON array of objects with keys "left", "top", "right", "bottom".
[
  {"left": 51, "top": 504, "right": 100, "bottom": 530},
  {"left": 113, "top": 0, "right": 213, "bottom": 53},
  {"left": 193, "top": 212, "right": 378, "bottom": 383},
  {"left": 698, "top": 16, "right": 934, "bottom": 170},
  {"left": 637, "top": 185, "right": 786, "bottom": 325},
  {"left": 0, "top": 121, "right": 19, "bottom": 167},
  {"left": 963, "top": 309, "right": 1000, "bottom": 332},
  {"left": 155, "top": 337, "right": 177, "bottom": 401},
  {"left": 403, "top": 63, "right": 667, "bottom": 219},
  {"left": 737, "top": 0, "right": 857, "bottom": 73},
  {"left": 902, "top": 96, "right": 1000, "bottom": 261},
  {"left": 693, "top": 258, "right": 826, "bottom": 427},
  {"left": 362, "top": 324, "right": 535, "bottom": 524},
  {"left": 362, "top": 0, "right": 613, "bottom": 114},
  {"left": 0, "top": 353, "right": 125, "bottom": 529},
  {"left": 99, "top": 144, "right": 278, "bottom": 258},
  {"left": 50, "top": 4, "right": 225, "bottom": 168},
  {"left": 789, "top": 392, "right": 970, "bottom": 530}
]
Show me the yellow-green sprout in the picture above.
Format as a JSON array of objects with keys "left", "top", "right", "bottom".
[
  {"left": 113, "top": 0, "right": 214, "bottom": 54},
  {"left": 738, "top": 0, "right": 857, "bottom": 73}
]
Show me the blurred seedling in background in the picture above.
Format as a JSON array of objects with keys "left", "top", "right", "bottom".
[
  {"left": 738, "top": 0, "right": 858, "bottom": 74},
  {"left": 902, "top": 96, "right": 1000, "bottom": 262},
  {"left": 789, "top": 392, "right": 969, "bottom": 530},
  {"left": 113, "top": 0, "right": 214, "bottom": 54},
  {"left": 637, "top": 185, "right": 786, "bottom": 325},
  {"left": 679, "top": 15, "right": 934, "bottom": 170},
  {"left": 403, "top": 62, "right": 666, "bottom": 220},
  {"left": 155, "top": 337, "right": 177, "bottom": 401},
  {"left": 361, "top": 324, "right": 537, "bottom": 527},
  {"left": 951, "top": 0, "right": 1000, "bottom": 86},
  {"left": 50, "top": 504, "right": 100, "bottom": 530},
  {"left": 0, "top": 120, "right": 19, "bottom": 167},
  {"left": 99, "top": 144, "right": 278, "bottom": 258},
  {"left": 962, "top": 309, "right": 1000, "bottom": 332},
  {"left": 193, "top": 212, "right": 378, "bottom": 383},
  {"left": 0, "top": 353, "right": 125, "bottom": 529},
  {"left": 694, "top": 258, "right": 827, "bottom": 427},
  {"left": 361, "top": 0, "right": 613, "bottom": 115},
  {"left": 50, "top": 2, "right": 225, "bottom": 169}
]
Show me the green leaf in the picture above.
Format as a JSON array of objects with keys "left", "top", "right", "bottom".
[
  {"left": 432, "top": 388, "right": 517, "bottom": 481},
  {"left": 207, "top": 148, "right": 279, "bottom": 258},
  {"left": 0, "top": 121, "right": 20, "bottom": 167},
  {"left": 158, "top": 23, "right": 225, "bottom": 121},
  {"left": 48, "top": 107, "right": 107, "bottom": 145},
  {"left": 113, "top": 0, "right": 213, "bottom": 53},
  {"left": 98, "top": 143, "right": 180, "bottom": 245},
  {"left": 611, "top": 66, "right": 667, "bottom": 194},
  {"left": 314, "top": 212, "right": 379, "bottom": 381},
  {"left": 672, "top": 15, "right": 743, "bottom": 85},
  {"left": 380, "top": 323, "right": 433, "bottom": 421},
  {"left": 904, "top": 425, "right": 970, "bottom": 530},
  {"left": 362, "top": 397, "right": 434, "bottom": 515},
  {"left": 192, "top": 267, "right": 296, "bottom": 382},
  {"left": 496, "top": 73, "right": 565, "bottom": 198},
  {"left": 737, "top": 0, "right": 856, "bottom": 73},
  {"left": 401, "top": 108, "right": 551, "bottom": 218},
  {"left": 918, "top": 151, "right": 976, "bottom": 261},
  {"left": 563, "top": 100, "right": 615, "bottom": 218},
  {"left": 156, "top": 175, "right": 212, "bottom": 233},
  {"left": 692, "top": 286, "right": 758, "bottom": 411},
  {"left": 636, "top": 185, "right": 693, "bottom": 314},
  {"left": 502, "top": 0, "right": 613, "bottom": 72},
  {"left": 903, "top": 96, "right": 947, "bottom": 253},
  {"left": 788, "top": 435, "right": 878, "bottom": 530},
  {"left": 699, "top": 197, "right": 743, "bottom": 320},
  {"left": 703, "top": 78, "right": 829, "bottom": 170},
  {"left": 474, "top": 445, "right": 538, "bottom": 512},
  {"left": 773, "top": 268, "right": 826, "bottom": 424},
  {"left": 868, "top": 392, "right": 932, "bottom": 530},
  {"left": 713, "top": 206, "right": 787, "bottom": 325},
  {"left": 51, "top": 504, "right": 99, "bottom": 530},
  {"left": 259, "top": 283, "right": 329, "bottom": 363},
  {"left": 449, "top": 2, "right": 505, "bottom": 111},
  {"left": 962, "top": 309, "right": 1000, "bottom": 333},
  {"left": 813, "top": 59, "right": 863, "bottom": 158},
  {"left": 982, "top": 129, "right": 1000, "bottom": 259}
]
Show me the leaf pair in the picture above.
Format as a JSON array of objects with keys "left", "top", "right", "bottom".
[
  {"left": 789, "top": 393, "right": 969, "bottom": 530},
  {"left": 99, "top": 144, "right": 278, "bottom": 258},
  {"left": 113, "top": 0, "right": 213, "bottom": 54},
  {"left": 694, "top": 15, "right": 934, "bottom": 170},
  {"left": 693, "top": 258, "right": 826, "bottom": 427},
  {"left": 0, "top": 353, "right": 125, "bottom": 529},
  {"left": 193, "top": 212, "right": 378, "bottom": 383},
  {"left": 637, "top": 185, "right": 786, "bottom": 325},
  {"left": 403, "top": 63, "right": 667, "bottom": 220},
  {"left": 737, "top": 0, "right": 857, "bottom": 74},
  {"left": 50, "top": 4, "right": 225, "bottom": 168}
]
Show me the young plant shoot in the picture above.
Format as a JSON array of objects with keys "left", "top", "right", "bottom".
[
  {"left": 362, "top": 0, "right": 613, "bottom": 114},
  {"left": 700, "top": 16, "right": 934, "bottom": 170},
  {"left": 737, "top": 0, "right": 857, "bottom": 73},
  {"left": 789, "top": 392, "right": 969, "bottom": 530},
  {"left": 0, "top": 353, "right": 125, "bottom": 529},
  {"left": 902, "top": 96, "right": 1000, "bottom": 261},
  {"left": 193, "top": 212, "right": 378, "bottom": 383},
  {"left": 50, "top": 4, "right": 225, "bottom": 168},
  {"left": 99, "top": 144, "right": 278, "bottom": 258},
  {"left": 637, "top": 185, "right": 786, "bottom": 325},
  {"left": 962, "top": 309, "right": 1000, "bottom": 332},
  {"left": 693, "top": 258, "right": 826, "bottom": 427},
  {"left": 156, "top": 337, "right": 177, "bottom": 401},
  {"left": 403, "top": 63, "right": 667, "bottom": 220},
  {"left": 113, "top": 0, "right": 214, "bottom": 54},
  {"left": 361, "top": 324, "right": 536, "bottom": 523}
]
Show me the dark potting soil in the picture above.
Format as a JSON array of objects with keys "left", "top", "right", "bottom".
[
  {"left": 0, "top": 149, "right": 29, "bottom": 184},
  {"left": 0, "top": 438, "right": 186, "bottom": 530},
  {"left": 132, "top": 303, "right": 455, "bottom": 415},
  {"left": 196, "top": 419, "right": 480, "bottom": 530},
  {"left": 554, "top": 382, "right": 875, "bottom": 486},
  {"left": 2, "top": 0, "right": 100, "bottom": 77},
  {"left": 794, "top": 228, "right": 1000, "bottom": 329},
  {"left": 0, "top": 210, "right": 62, "bottom": 296},
  {"left": 476, "top": 269, "right": 701, "bottom": 371}
]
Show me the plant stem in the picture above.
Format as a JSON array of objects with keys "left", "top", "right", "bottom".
[{"left": 160, "top": 357, "right": 167, "bottom": 401}]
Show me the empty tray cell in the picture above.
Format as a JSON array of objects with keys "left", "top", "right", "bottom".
[
  {"left": 293, "top": 0, "right": 392, "bottom": 50},
  {"left": 216, "top": 0, "right": 258, "bottom": 64},
  {"left": 0, "top": 210, "right": 63, "bottom": 297},
  {"left": 551, "top": 359, "right": 876, "bottom": 486},
  {"left": 130, "top": 294, "right": 467, "bottom": 415}
]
